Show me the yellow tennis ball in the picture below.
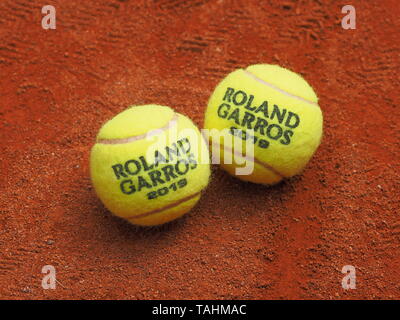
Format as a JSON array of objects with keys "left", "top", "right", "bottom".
[
  {"left": 204, "top": 64, "right": 323, "bottom": 185},
  {"left": 90, "top": 105, "right": 210, "bottom": 226}
]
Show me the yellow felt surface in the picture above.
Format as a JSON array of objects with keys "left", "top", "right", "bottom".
[
  {"left": 91, "top": 105, "right": 210, "bottom": 226},
  {"left": 128, "top": 195, "right": 201, "bottom": 226},
  {"left": 97, "top": 104, "right": 174, "bottom": 140},
  {"left": 246, "top": 64, "right": 318, "bottom": 103},
  {"left": 216, "top": 148, "right": 283, "bottom": 185},
  {"left": 204, "top": 64, "right": 323, "bottom": 184}
]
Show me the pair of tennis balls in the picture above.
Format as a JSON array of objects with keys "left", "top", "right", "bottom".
[{"left": 90, "top": 64, "right": 323, "bottom": 226}]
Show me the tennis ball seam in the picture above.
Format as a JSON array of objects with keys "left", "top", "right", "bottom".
[
  {"left": 91, "top": 106, "right": 211, "bottom": 226},
  {"left": 243, "top": 69, "right": 318, "bottom": 107},
  {"left": 212, "top": 141, "right": 286, "bottom": 179},
  {"left": 126, "top": 191, "right": 202, "bottom": 221},
  {"left": 97, "top": 113, "right": 178, "bottom": 145}
]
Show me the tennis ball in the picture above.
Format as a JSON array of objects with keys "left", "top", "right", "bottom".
[
  {"left": 204, "top": 64, "right": 323, "bottom": 184},
  {"left": 90, "top": 105, "right": 210, "bottom": 226}
]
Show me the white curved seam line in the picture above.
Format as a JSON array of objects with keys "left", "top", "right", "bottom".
[
  {"left": 127, "top": 191, "right": 201, "bottom": 220},
  {"left": 244, "top": 70, "right": 318, "bottom": 107},
  {"left": 97, "top": 113, "right": 178, "bottom": 145},
  {"left": 212, "top": 142, "right": 286, "bottom": 179}
]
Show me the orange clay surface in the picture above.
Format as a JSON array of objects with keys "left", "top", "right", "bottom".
[{"left": 0, "top": 0, "right": 399, "bottom": 299}]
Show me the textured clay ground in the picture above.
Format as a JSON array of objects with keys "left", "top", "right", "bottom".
[{"left": 0, "top": 0, "right": 399, "bottom": 299}]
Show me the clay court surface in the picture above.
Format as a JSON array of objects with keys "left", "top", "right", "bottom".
[{"left": 0, "top": 0, "right": 399, "bottom": 299}]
